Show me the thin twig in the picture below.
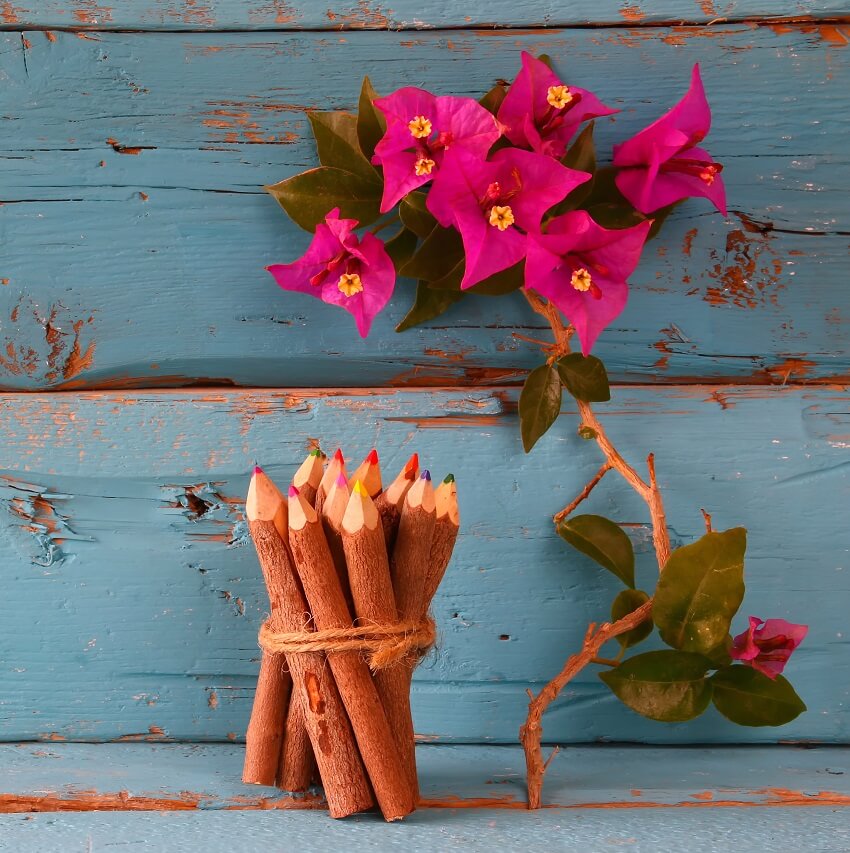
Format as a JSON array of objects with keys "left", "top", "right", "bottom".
[
  {"left": 520, "top": 290, "right": 673, "bottom": 811},
  {"left": 519, "top": 601, "right": 653, "bottom": 809},
  {"left": 553, "top": 462, "right": 612, "bottom": 524},
  {"left": 590, "top": 656, "right": 620, "bottom": 667}
]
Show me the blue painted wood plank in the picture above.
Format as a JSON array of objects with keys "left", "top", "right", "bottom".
[
  {"left": 5, "top": 808, "right": 850, "bottom": 853},
  {"left": 0, "top": 387, "right": 846, "bottom": 743},
  {"left": 3, "top": 2, "right": 847, "bottom": 30},
  {"left": 0, "top": 26, "right": 848, "bottom": 389},
  {"left": 2, "top": 743, "right": 849, "bottom": 809},
  {"left": 2, "top": 745, "right": 849, "bottom": 852}
]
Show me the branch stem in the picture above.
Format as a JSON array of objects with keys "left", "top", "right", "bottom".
[
  {"left": 520, "top": 290, "right": 672, "bottom": 810},
  {"left": 553, "top": 461, "right": 612, "bottom": 524}
]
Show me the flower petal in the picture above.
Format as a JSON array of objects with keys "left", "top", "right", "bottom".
[
  {"left": 320, "top": 232, "right": 396, "bottom": 337},
  {"left": 490, "top": 148, "right": 591, "bottom": 230},
  {"left": 613, "top": 64, "right": 710, "bottom": 166},
  {"left": 498, "top": 51, "right": 617, "bottom": 157}
]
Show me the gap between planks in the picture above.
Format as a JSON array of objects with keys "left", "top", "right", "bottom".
[{"left": 1, "top": 15, "right": 850, "bottom": 35}]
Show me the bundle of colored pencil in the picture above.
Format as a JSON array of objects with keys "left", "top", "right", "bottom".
[{"left": 242, "top": 447, "right": 460, "bottom": 821}]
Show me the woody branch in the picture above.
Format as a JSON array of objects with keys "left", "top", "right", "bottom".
[{"left": 519, "top": 289, "right": 672, "bottom": 810}]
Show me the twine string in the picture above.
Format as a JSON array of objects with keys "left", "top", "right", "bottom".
[{"left": 258, "top": 616, "right": 436, "bottom": 671}]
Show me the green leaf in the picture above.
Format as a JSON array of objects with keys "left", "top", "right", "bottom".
[
  {"left": 653, "top": 528, "right": 747, "bottom": 655},
  {"left": 480, "top": 84, "right": 507, "bottom": 115},
  {"left": 646, "top": 203, "right": 678, "bottom": 240},
  {"left": 428, "top": 260, "right": 525, "bottom": 297},
  {"left": 400, "top": 225, "right": 464, "bottom": 281},
  {"left": 396, "top": 283, "right": 464, "bottom": 332},
  {"left": 704, "top": 637, "right": 733, "bottom": 669},
  {"left": 308, "top": 111, "right": 379, "bottom": 182},
  {"left": 399, "top": 193, "right": 437, "bottom": 238},
  {"left": 583, "top": 166, "right": 626, "bottom": 208},
  {"left": 611, "top": 589, "right": 653, "bottom": 649},
  {"left": 558, "top": 514, "right": 635, "bottom": 588},
  {"left": 557, "top": 353, "right": 611, "bottom": 403},
  {"left": 555, "top": 122, "right": 596, "bottom": 212},
  {"left": 519, "top": 363, "right": 562, "bottom": 453},
  {"left": 586, "top": 202, "right": 647, "bottom": 231},
  {"left": 564, "top": 122, "right": 596, "bottom": 175},
  {"left": 384, "top": 227, "right": 419, "bottom": 274},
  {"left": 599, "top": 650, "right": 713, "bottom": 722},
  {"left": 266, "top": 167, "right": 382, "bottom": 232},
  {"left": 356, "top": 76, "right": 386, "bottom": 162},
  {"left": 711, "top": 666, "right": 806, "bottom": 727}
]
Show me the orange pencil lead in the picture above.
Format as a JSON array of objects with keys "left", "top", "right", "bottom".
[{"left": 403, "top": 453, "right": 419, "bottom": 480}]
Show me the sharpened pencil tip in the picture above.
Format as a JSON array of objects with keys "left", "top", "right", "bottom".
[
  {"left": 336, "top": 471, "right": 347, "bottom": 487},
  {"left": 333, "top": 448, "right": 344, "bottom": 464},
  {"left": 443, "top": 473, "right": 455, "bottom": 484},
  {"left": 366, "top": 448, "right": 379, "bottom": 464},
  {"left": 421, "top": 470, "right": 431, "bottom": 481},
  {"left": 353, "top": 479, "right": 368, "bottom": 496},
  {"left": 309, "top": 447, "right": 321, "bottom": 457},
  {"left": 288, "top": 485, "right": 300, "bottom": 498},
  {"left": 404, "top": 453, "right": 419, "bottom": 479},
  {"left": 253, "top": 465, "right": 263, "bottom": 475}
]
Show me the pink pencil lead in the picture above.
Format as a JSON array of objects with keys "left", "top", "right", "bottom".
[
  {"left": 288, "top": 485, "right": 300, "bottom": 498},
  {"left": 253, "top": 465, "right": 264, "bottom": 475},
  {"left": 336, "top": 471, "right": 348, "bottom": 487}
]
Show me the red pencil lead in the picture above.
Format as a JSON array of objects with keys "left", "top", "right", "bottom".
[
  {"left": 253, "top": 465, "right": 264, "bottom": 475},
  {"left": 366, "top": 448, "right": 379, "bottom": 465},
  {"left": 404, "top": 452, "right": 419, "bottom": 479},
  {"left": 333, "top": 448, "right": 344, "bottom": 464},
  {"left": 288, "top": 485, "right": 300, "bottom": 498}
]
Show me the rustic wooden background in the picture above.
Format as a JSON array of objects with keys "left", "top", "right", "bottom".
[{"left": 1, "top": 2, "right": 847, "bottom": 748}]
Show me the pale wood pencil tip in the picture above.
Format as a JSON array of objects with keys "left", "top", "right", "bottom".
[
  {"left": 342, "top": 481, "right": 379, "bottom": 533},
  {"left": 288, "top": 486, "right": 317, "bottom": 529},
  {"left": 246, "top": 469, "right": 285, "bottom": 523},
  {"left": 406, "top": 471, "right": 436, "bottom": 513}
]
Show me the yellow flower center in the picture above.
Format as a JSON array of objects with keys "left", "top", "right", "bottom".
[
  {"left": 700, "top": 164, "right": 718, "bottom": 185},
  {"left": 408, "top": 115, "right": 432, "bottom": 139},
  {"left": 571, "top": 268, "right": 593, "bottom": 292},
  {"left": 337, "top": 273, "right": 363, "bottom": 297},
  {"left": 547, "top": 85, "right": 574, "bottom": 109},
  {"left": 414, "top": 157, "right": 436, "bottom": 176},
  {"left": 488, "top": 205, "right": 515, "bottom": 231}
]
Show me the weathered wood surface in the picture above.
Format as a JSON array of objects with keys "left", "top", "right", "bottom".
[
  {"left": 2, "top": 743, "right": 849, "bottom": 810},
  {"left": 3, "top": 2, "right": 847, "bottom": 30},
  {"left": 1, "top": 25, "right": 848, "bottom": 390},
  {"left": 2, "top": 745, "right": 849, "bottom": 852},
  {"left": 5, "top": 808, "right": 850, "bottom": 853},
  {"left": 0, "top": 387, "right": 846, "bottom": 743}
]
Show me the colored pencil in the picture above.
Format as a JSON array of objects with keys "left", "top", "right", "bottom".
[
  {"left": 288, "top": 486, "right": 416, "bottom": 821},
  {"left": 246, "top": 470, "right": 373, "bottom": 817}
]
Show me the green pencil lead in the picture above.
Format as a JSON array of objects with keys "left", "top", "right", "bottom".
[{"left": 443, "top": 473, "right": 455, "bottom": 484}]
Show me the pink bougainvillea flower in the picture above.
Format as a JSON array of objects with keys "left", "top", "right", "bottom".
[
  {"left": 497, "top": 51, "right": 617, "bottom": 159},
  {"left": 525, "top": 210, "right": 651, "bottom": 354},
  {"left": 371, "top": 87, "right": 501, "bottom": 212},
  {"left": 613, "top": 64, "right": 727, "bottom": 216},
  {"left": 426, "top": 147, "right": 590, "bottom": 290},
  {"left": 266, "top": 208, "right": 394, "bottom": 338},
  {"left": 731, "top": 617, "right": 808, "bottom": 680}
]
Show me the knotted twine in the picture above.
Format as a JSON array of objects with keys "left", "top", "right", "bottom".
[{"left": 258, "top": 616, "right": 436, "bottom": 671}]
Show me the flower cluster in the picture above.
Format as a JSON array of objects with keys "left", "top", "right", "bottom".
[
  {"left": 268, "top": 54, "right": 726, "bottom": 347},
  {"left": 265, "top": 54, "right": 808, "bottom": 741}
]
